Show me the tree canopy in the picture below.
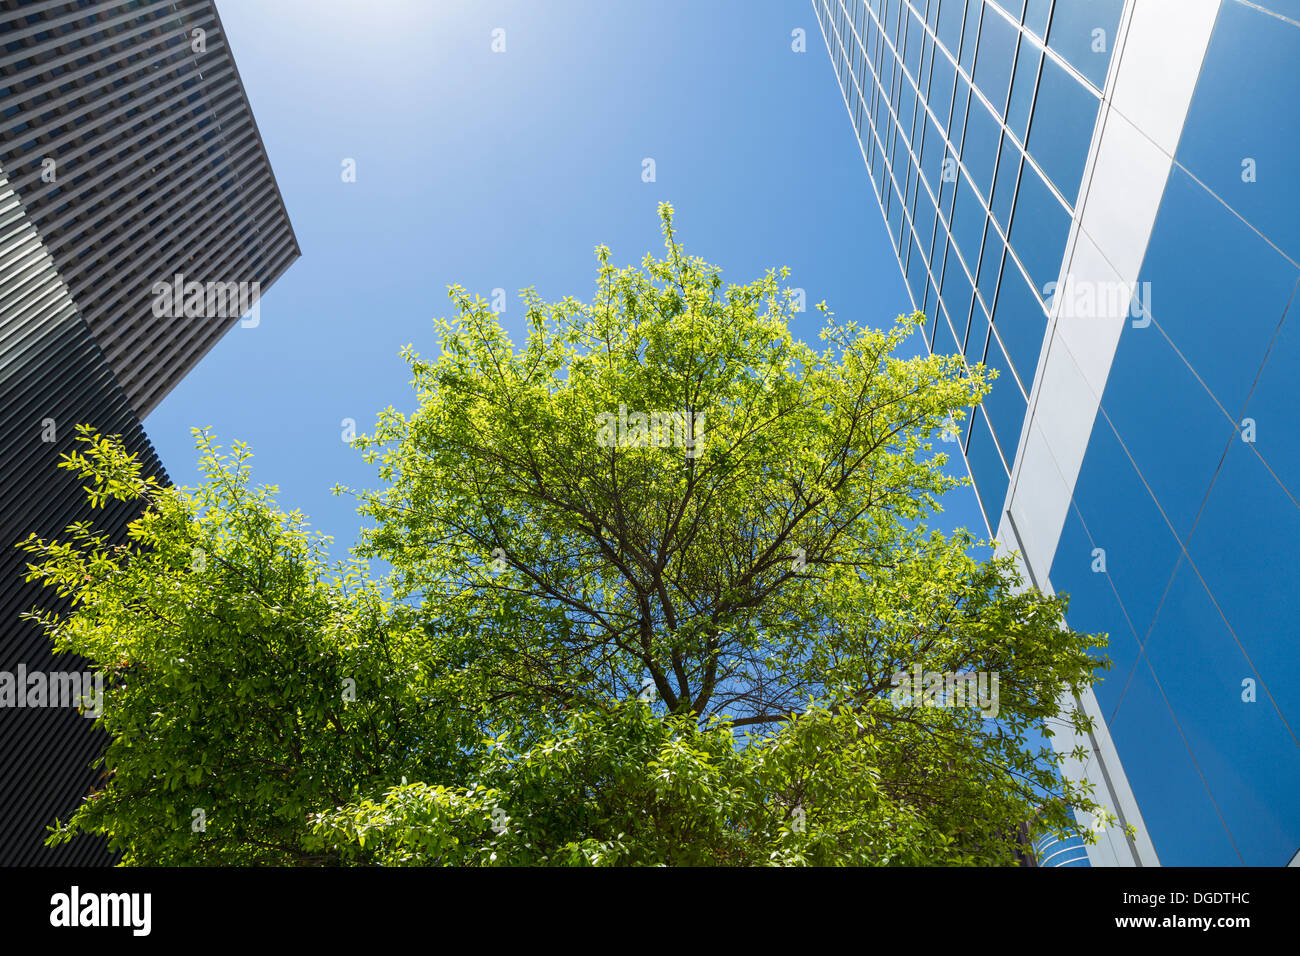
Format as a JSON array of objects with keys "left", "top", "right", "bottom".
[{"left": 20, "top": 203, "right": 1118, "bottom": 865}]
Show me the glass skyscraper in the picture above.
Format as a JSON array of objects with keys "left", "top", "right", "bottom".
[{"left": 815, "top": 0, "right": 1300, "bottom": 866}]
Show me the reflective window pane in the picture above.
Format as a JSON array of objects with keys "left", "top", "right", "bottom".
[
  {"left": 905, "top": 7, "right": 924, "bottom": 78},
  {"left": 948, "top": 74, "right": 971, "bottom": 149},
  {"left": 1162, "top": 473, "right": 1300, "bottom": 865},
  {"left": 1177, "top": 0, "right": 1300, "bottom": 266},
  {"left": 940, "top": 240, "right": 976, "bottom": 341},
  {"left": 951, "top": 172, "right": 988, "bottom": 271},
  {"left": 989, "top": 259, "right": 1046, "bottom": 389},
  {"left": 974, "top": 4, "right": 1018, "bottom": 115},
  {"left": 966, "top": 297, "right": 991, "bottom": 364},
  {"left": 928, "top": 42, "right": 957, "bottom": 127},
  {"left": 1244, "top": 300, "right": 1300, "bottom": 502},
  {"left": 933, "top": 297, "right": 961, "bottom": 357},
  {"left": 1100, "top": 301, "right": 1239, "bottom": 543},
  {"left": 1138, "top": 167, "right": 1298, "bottom": 422},
  {"left": 919, "top": 114, "right": 943, "bottom": 193},
  {"left": 919, "top": 31, "right": 934, "bottom": 94},
  {"left": 1006, "top": 40, "right": 1041, "bottom": 141},
  {"left": 1188, "top": 445, "right": 1300, "bottom": 862},
  {"left": 939, "top": 147, "right": 958, "bottom": 219},
  {"left": 930, "top": 225, "right": 950, "bottom": 289},
  {"left": 1027, "top": 52, "right": 1099, "bottom": 207},
  {"left": 1023, "top": 0, "right": 1052, "bottom": 38},
  {"left": 887, "top": 184, "right": 904, "bottom": 251},
  {"left": 937, "top": 0, "right": 966, "bottom": 56},
  {"left": 1050, "top": 502, "right": 1142, "bottom": 716},
  {"left": 962, "top": 95, "right": 1001, "bottom": 201},
  {"left": 906, "top": 231, "right": 929, "bottom": 304},
  {"left": 1253, "top": 0, "right": 1300, "bottom": 15},
  {"left": 912, "top": 190, "right": 938, "bottom": 267},
  {"left": 977, "top": 225, "right": 1005, "bottom": 310},
  {"left": 980, "top": 331, "right": 1028, "bottom": 456},
  {"left": 898, "top": 85, "right": 917, "bottom": 145},
  {"left": 966, "top": 408, "right": 1010, "bottom": 522},
  {"left": 1046, "top": 0, "right": 1124, "bottom": 89},
  {"left": 1008, "top": 164, "right": 1069, "bottom": 297},
  {"left": 991, "top": 132, "right": 1021, "bottom": 227},
  {"left": 1106, "top": 657, "right": 1243, "bottom": 866},
  {"left": 960, "top": 0, "right": 983, "bottom": 74},
  {"left": 1069, "top": 415, "right": 1182, "bottom": 636}
]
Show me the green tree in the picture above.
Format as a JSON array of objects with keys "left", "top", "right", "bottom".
[
  {"left": 20, "top": 429, "right": 475, "bottom": 864},
  {"left": 22, "top": 204, "right": 1118, "bottom": 865},
  {"left": 341, "top": 202, "right": 1114, "bottom": 862},
  {"left": 308, "top": 701, "right": 956, "bottom": 867}
]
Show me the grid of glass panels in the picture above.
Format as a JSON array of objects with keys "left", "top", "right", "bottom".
[{"left": 814, "top": 0, "right": 1115, "bottom": 528}]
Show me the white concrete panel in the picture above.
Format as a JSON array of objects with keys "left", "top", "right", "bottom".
[
  {"left": 1111, "top": 0, "right": 1223, "bottom": 157},
  {"left": 1052, "top": 229, "right": 1131, "bottom": 401},
  {"left": 1077, "top": 106, "right": 1172, "bottom": 282},
  {"left": 994, "top": 0, "right": 1221, "bottom": 868},
  {"left": 1041, "top": 689, "right": 1159, "bottom": 867},
  {"left": 1034, "top": 338, "right": 1104, "bottom": 499},
  {"left": 1009, "top": 425, "right": 1072, "bottom": 587}
]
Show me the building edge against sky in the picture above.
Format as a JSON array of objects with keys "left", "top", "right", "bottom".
[
  {"left": 0, "top": 0, "right": 298, "bottom": 864},
  {"left": 815, "top": 0, "right": 1300, "bottom": 866}
]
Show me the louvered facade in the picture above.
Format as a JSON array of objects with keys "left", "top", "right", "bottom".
[{"left": 1, "top": 0, "right": 298, "bottom": 864}]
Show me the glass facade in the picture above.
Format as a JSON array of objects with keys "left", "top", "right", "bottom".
[
  {"left": 815, "top": 0, "right": 1112, "bottom": 525},
  {"left": 818, "top": 0, "right": 1300, "bottom": 866}
]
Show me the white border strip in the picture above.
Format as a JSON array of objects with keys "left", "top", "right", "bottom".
[{"left": 993, "top": 0, "right": 1223, "bottom": 867}]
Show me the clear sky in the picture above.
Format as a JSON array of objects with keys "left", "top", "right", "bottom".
[{"left": 145, "top": 0, "right": 986, "bottom": 565}]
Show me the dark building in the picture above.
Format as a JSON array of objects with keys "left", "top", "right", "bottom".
[{"left": 0, "top": 0, "right": 298, "bottom": 865}]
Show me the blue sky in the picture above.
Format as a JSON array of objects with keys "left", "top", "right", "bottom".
[{"left": 144, "top": 0, "right": 986, "bottom": 562}]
